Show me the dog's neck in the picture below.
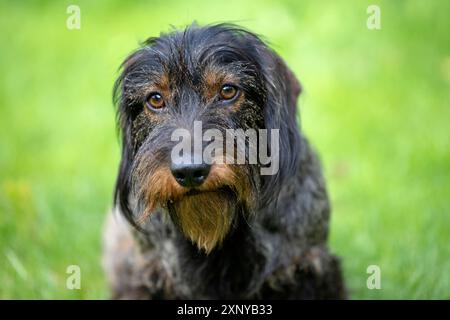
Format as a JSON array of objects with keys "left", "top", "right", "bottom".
[{"left": 175, "top": 210, "right": 269, "bottom": 298}]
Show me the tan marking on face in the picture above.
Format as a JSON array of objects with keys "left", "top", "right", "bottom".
[
  {"left": 137, "top": 166, "right": 185, "bottom": 224},
  {"left": 199, "top": 162, "right": 252, "bottom": 204},
  {"left": 202, "top": 66, "right": 242, "bottom": 105},
  {"left": 153, "top": 72, "right": 170, "bottom": 98}
]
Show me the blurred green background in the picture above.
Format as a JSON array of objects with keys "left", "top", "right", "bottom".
[{"left": 0, "top": 0, "right": 449, "bottom": 299}]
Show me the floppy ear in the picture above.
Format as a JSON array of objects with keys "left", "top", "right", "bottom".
[
  {"left": 281, "top": 60, "right": 302, "bottom": 114},
  {"left": 260, "top": 52, "right": 302, "bottom": 207},
  {"left": 112, "top": 49, "right": 147, "bottom": 229}
]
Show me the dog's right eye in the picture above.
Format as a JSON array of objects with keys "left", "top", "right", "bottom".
[
  {"left": 146, "top": 92, "right": 165, "bottom": 110},
  {"left": 219, "top": 85, "right": 238, "bottom": 101}
]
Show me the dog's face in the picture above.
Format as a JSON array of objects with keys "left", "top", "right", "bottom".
[{"left": 114, "top": 24, "right": 301, "bottom": 253}]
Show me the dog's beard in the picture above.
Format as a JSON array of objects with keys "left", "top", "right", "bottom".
[
  {"left": 132, "top": 155, "right": 254, "bottom": 254},
  {"left": 168, "top": 189, "right": 237, "bottom": 253}
]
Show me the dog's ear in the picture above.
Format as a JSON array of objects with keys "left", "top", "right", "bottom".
[
  {"left": 112, "top": 49, "right": 147, "bottom": 229},
  {"left": 281, "top": 59, "right": 302, "bottom": 112},
  {"left": 259, "top": 51, "right": 302, "bottom": 207}
]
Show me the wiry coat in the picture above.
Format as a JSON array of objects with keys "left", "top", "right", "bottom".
[{"left": 103, "top": 24, "right": 346, "bottom": 299}]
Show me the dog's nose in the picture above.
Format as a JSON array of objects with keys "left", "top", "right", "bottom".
[{"left": 170, "top": 163, "right": 211, "bottom": 188}]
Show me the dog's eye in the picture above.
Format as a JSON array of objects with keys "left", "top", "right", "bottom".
[
  {"left": 219, "top": 85, "right": 238, "bottom": 101},
  {"left": 146, "top": 92, "right": 165, "bottom": 110}
]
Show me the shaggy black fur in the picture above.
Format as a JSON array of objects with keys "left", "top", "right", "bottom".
[{"left": 103, "top": 23, "right": 346, "bottom": 299}]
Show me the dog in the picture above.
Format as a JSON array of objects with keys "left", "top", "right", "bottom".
[{"left": 103, "top": 23, "right": 346, "bottom": 299}]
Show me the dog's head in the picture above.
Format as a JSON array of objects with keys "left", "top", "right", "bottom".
[{"left": 114, "top": 24, "right": 301, "bottom": 253}]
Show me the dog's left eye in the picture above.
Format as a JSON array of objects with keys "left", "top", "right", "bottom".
[
  {"left": 146, "top": 92, "right": 165, "bottom": 110},
  {"left": 219, "top": 85, "right": 238, "bottom": 101}
]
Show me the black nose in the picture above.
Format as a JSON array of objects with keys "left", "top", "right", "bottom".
[{"left": 170, "top": 163, "right": 211, "bottom": 188}]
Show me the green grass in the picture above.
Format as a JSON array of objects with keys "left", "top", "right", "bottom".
[{"left": 0, "top": 0, "right": 449, "bottom": 299}]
